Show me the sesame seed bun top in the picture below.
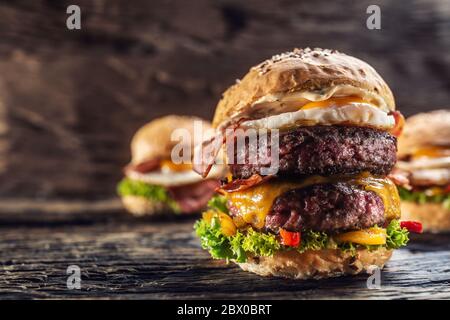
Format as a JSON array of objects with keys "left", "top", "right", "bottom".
[{"left": 212, "top": 48, "right": 395, "bottom": 129}]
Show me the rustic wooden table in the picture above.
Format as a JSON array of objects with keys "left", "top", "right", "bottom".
[{"left": 0, "top": 204, "right": 449, "bottom": 300}]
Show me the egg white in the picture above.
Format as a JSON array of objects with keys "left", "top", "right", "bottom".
[
  {"left": 397, "top": 157, "right": 450, "bottom": 171},
  {"left": 126, "top": 164, "right": 226, "bottom": 187},
  {"left": 241, "top": 103, "right": 395, "bottom": 130},
  {"left": 410, "top": 168, "right": 450, "bottom": 186},
  {"left": 397, "top": 157, "right": 450, "bottom": 186}
]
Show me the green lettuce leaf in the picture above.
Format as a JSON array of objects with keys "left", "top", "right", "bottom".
[
  {"left": 241, "top": 228, "right": 281, "bottom": 257},
  {"left": 117, "top": 178, "right": 179, "bottom": 211},
  {"left": 399, "top": 187, "right": 450, "bottom": 210},
  {"left": 207, "top": 195, "right": 229, "bottom": 213},
  {"left": 194, "top": 216, "right": 409, "bottom": 262},
  {"left": 386, "top": 219, "right": 409, "bottom": 249},
  {"left": 194, "top": 217, "right": 240, "bottom": 262},
  {"left": 298, "top": 230, "right": 330, "bottom": 253}
]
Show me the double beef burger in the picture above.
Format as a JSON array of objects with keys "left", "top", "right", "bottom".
[
  {"left": 118, "top": 115, "right": 223, "bottom": 216},
  {"left": 396, "top": 110, "right": 450, "bottom": 232},
  {"left": 194, "top": 48, "right": 419, "bottom": 279}
]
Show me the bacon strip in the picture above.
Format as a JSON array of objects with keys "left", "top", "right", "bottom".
[
  {"left": 389, "top": 111, "right": 405, "bottom": 137},
  {"left": 193, "top": 119, "right": 247, "bottom": 178},
  {"left": 388, "top": 168, "right": 411, "bottom": 189},
  {"left": 168, "top": 179, "right": 220, "bottom": 213},
  {"left": 124, "top": 158, "right": 160, "bottom": 175},
  {"left": 216, "top": 174, "right": 274, "bottom": 194},
  {"left": 192, "top": 133, "right": 225, "bottom": 178}
]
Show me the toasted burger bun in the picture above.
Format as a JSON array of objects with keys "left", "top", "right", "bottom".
[
  {"left": 398, "top": 109, "right": 450, "bottom": 158},
  {"left": 131, "top": 115, "right": 213, "bottom": 165},
  {"left": 213, "top": 48, "right": 395, "bottom": 129},
  {"left": 401, "top": 201, "right": 450, "bottom": 233},
  {"left": 237, "top": 248, "right": 392, "bottom": 279},
  {"left": 121, "top": 195, "right": 173, "bottom": 216}
]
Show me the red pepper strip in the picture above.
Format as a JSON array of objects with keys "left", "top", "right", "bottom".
[
  {"left": 279, "top": 229, "right": 301, "bottom": 247},
  {"left": 389, "top": 111, "right": 405, "bottom": 137},
  {"left": 400, "top": 221, "right": 423, "bottom": 233},
  {"left": 444, "top": 185, "right": 450, "bottom": 194}
]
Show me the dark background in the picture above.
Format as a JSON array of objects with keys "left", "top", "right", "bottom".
[{"left": 0, "top": 0, "right": 449, "bottom": 204}]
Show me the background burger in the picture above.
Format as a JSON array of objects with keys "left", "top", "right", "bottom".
[
  {"left": 396, "top": 110, "right": 450, "bottom": 233},
  {"left": 193, "top": 48, "right": 420, "bottom": 279},
  {"left": 118, "top": 115, "right": 224, "bottom": 216}
]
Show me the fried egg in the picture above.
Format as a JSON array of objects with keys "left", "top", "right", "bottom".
[
  {"left": 126, "top": 164, "right": 226, "bottom": 187},
  {"left": 241, "top": 103, "right": 395, "bottom": 130}
]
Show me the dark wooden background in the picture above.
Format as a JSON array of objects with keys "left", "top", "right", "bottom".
[
  {"left": 0, "top": 0, "right": 449, "bottom": 300},
  {"left": 0, "top": 0, "right": 449, "bottom": 202}
]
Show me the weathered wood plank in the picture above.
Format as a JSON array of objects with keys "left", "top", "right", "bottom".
[{"left": 0, "top": 216, "right": 449, "bottom": 299}]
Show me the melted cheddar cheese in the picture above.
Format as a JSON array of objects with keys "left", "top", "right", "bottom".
[
  {"left": 411, "top": 146, "right": 450, "bottom": 160},
  {"left": 228, "top": 181, "right": 306, "bottom": 229},
  {"left": 225, "top": 173, "right": 401, "bottom": 230},
  {"left": 358, "top": 173, "right": 401, "bottom": 221},
  {"left": 300, "top": 96, "right": 370, "bottom": 110}
]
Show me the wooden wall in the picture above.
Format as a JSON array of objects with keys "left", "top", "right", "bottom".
[{"left": 0, "top": 0, "right": 448, "bottom": 202}]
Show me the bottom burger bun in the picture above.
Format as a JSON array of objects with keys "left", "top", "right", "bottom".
[
  {"left": 120, "top": 195, "right": 173, "bottom": 216},
  {"left": 401, "top": 201, "right": 450, "bottom": 233},
  {"left": 237, "top": 247, "right": 392, "bottom": 279}
]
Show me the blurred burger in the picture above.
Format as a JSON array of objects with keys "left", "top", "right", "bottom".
[
  {"left": 118, "top": 115, "right": 224, "bottom": 216},
  {"left": 193, "top": 48, "right": 419, "bottom": 279},
  {"left": 396, "top": 110, "right": 450, "bottom": 232}
]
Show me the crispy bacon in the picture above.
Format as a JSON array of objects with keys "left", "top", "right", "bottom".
[
  {"left": 389, "top": 111, "right": 405, "bottom": 137},
  {"left": 216, "top": 174, "right": 274, "bottom": 194},
  {"left": 193, "top": 119, "right": 247, "bottom": 178},
  {"left": 123, "top": 158, "right": 160, "bottom": 175},
  {"left": 193, "top": 133, "right": 225, "bottom": 178},
  {"left": 388, "top": 168, "right": 411, "bottom": 189},
  {"left": 168, "top": 179, "right": 220, "bottom": 213}
]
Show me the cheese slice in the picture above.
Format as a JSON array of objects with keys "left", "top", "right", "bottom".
[
  {"left": 225, "top": 173, "right": 400, "bottom": 230},
  {"left": 359, "top": 173, "right": 401, "bottom": 222},
  {"left": 411, "top": 146, "right": 450, "bottom": 160}
]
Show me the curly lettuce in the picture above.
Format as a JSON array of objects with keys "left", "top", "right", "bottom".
[
  {"left": 386, "top": 219, "right": 409, "bottom": 249},
  {"left": 298, "top": 230, "right": 330, "bottom": 253},
  {"left": 194, "top": 217, "right": 237, "bottom": 261},
  {"left": 194, "top": 218, "right": 280, "bottom": 263},
  {"left": 194, "top": 216, "right": 409, "bottom": 263},
  {"left": 117, "top": 178, "right": 179, "bottom": 211},
  {"left": 207, "top": 195, "right": 229, "bottom": 214},
  {"left": 399, "top": 187, "right": 450, "bottom": 210}
]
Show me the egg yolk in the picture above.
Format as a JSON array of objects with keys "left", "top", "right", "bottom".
[
  {"left": 300, "top": 96, "right": 372, "bottom": 110},
  {"left": 160, "top": 159, "right": 193, "bottom": 172}
]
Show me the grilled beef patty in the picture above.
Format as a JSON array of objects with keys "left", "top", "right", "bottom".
[
  {"left": 228, "top": 125, "right": 397, "bottom": 179},
  {"left": 265, "top": 182, "right": 385, "bottom": 233}
]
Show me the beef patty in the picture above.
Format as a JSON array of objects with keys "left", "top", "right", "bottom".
[
  {"left": 265, "top": 182, "right": 386, "bottom": 233},
  {"left": 228, "top": 125, "right": 397, "bottom": 179}
]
